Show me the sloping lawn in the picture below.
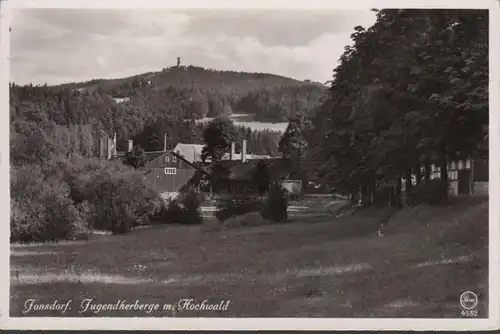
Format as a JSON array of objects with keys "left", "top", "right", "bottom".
[{"left": 10, "top": 197, "right": 488, "bottom": 318}]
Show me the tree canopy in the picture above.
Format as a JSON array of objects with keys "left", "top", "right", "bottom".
[{"left": 312, "top": 9, "right": 488, "bottom": 203}]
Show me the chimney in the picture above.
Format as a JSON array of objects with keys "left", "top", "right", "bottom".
[
  {"left": 164, "top": 133, "right": 167, "bottom": 152},
  {"left": 107, "top": 137, "right": 113, "bottom": 160},
  {"left": 128, "top": 140, "right": 133, "bottom": 152},
  {"left": 112, "top": 132, "right": 117, "bottom": 158},
  {"left": 99, "top": 138, "right": 106, "bottom": 159},
  {"left": 241, "top": 140, "right": 247, "bottom": 163},
  {"left": 230, "top": 142, "right": 235, "bottom": 160}
]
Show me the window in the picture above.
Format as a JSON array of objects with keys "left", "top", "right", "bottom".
[
  {"left": 165, "top": 156, "right": 170, "bottom": 163},
  {"left": 164, "top": 168, "right": 176, "bottom": 175},
  {"left": 172, "top": 156, "right": 177, "bottom": 162}
]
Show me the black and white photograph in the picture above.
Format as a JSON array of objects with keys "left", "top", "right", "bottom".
[{"left": 2, "top": 0, "right": 498, "bottom": 330}]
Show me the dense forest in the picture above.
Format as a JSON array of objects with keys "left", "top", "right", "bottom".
[
  {"left": 10, "top": 65, "right": 323, "bottom": 154},
  {"left": 308, "top": 9, "right": 488, "bottom": 205},
  {"left": 9, "top": 82, "right": 283, "bottom": 157},
  {"left": 51, "top": 65, "right": 325, "bottom": 122}
]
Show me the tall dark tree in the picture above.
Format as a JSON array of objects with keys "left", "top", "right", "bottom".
[
  {"left": 124, "top": 145, "right": 146, "bottom": 169},
  {"left": 278, "top": 113, "right": 312, "bottom": 160},
  {"left": 252, "top": 160, "right": 271, "bottom": 200},
  {"left": 314, "top": 9, "right": 488, "bottom": 206},
  {"left": 201, "top": 116, "right": 237, "bottom": 163}
]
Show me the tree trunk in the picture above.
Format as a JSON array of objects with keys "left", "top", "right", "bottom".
[
  {"left": 394, "top": 177, "right": 402, "bottom": 208},
  {"left": 424, "top": 162, "right": 431, "bottom": 183},
  {"left": 440, "top": 150, "right": 449, "bottom": 202},
  {"left": 415, "top": 165, "right": 422, "bottom": 186},
  {"left": 369, "top": 180, "right": 376, "bottom": 206},
  {"left": 349, "top": 190, "right": 358, "bottom": 205},
  {"left": 405, "top": 169, "right": 413, "bottom": 205},
  {"left": 388, "top": 185, "right": 394, "bottom": 207},
  {"left": 390, "top": 176, "right": 402, "bottom": 208},
  {"left": 361, "top": 185, "right": 372, "bottom": 207}
]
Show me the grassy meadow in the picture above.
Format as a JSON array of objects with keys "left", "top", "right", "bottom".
[{"left": 10, "top": 196, "right": 488, "bottom": 318}]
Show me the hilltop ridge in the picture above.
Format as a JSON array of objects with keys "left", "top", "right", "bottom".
[{"left": 48, "top": 65, "right": 325, "bottom": 122}]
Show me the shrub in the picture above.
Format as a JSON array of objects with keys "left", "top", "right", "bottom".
[
  {"left": 10, "top": 165, "right": 89, "bottom": 243},
  {"left": 179, "top": 189, "right": 203, "bottom": 225},
  {"left": 408, "top": 179, "right": 449, "bottom": 205},
  {"left": 261, "top": 182, "right": 288, "bottom": 222},
  {"left": 124, "top": 145, "right": 146, "bottom": 169},
  {"left": 150, "top": 189, "right": 202, "bottom": 225},
  {"left": 215, "top": 195, "right": 263, "bottom": 222},
  {"left": 85, "top": 171, "right": 160, "bottom": 234}
]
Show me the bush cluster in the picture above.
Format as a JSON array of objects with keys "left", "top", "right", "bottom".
[
  {"left": 11, "top": 155, "right": 163, "bottom": 242},
  {"left": 150, "top": 189, "right": 203, "bottom": 225},
  {"left": 10, "top": 164, "right": 92, "bottom": 242},
  {"left": 215, "top": 183, "right": 289, "bottom": 224},
  {"left": 84, "top": 170, "right": 160, "bottom": 234},
  {"left": 261, "top": 182, "right": 288, "bottom": 222}
]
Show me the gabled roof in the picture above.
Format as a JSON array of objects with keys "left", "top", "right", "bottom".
[
  {"left": 144, "top": 150, "right": 170, "bottom": 163},
  {"left": 172, "top": 142, "right": 273, "bottom": 163},
  {"left": 116, "top": 150, "right": 168, "bottom": 163},
  {"left": 221, "top": 153, "right": 272, "bottom": 161},
  {"left": 217, "top": 158, "right": 305, "bottom": 182},
  {"left": 173, "top": 143, "right": 204, "bottom": 163}
]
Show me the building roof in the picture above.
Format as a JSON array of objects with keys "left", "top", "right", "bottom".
[
  {"left": 173, "top": 143, "right": 204, "bottom": 163},
  {"left": 221, "top": 153, "right": 272, "bottom": 161},
  {"left": 116, "top": 150, "right": 169, "bottom": 165},
  {"left": 144, "top": 150, "right": 170, "bottom": 163},
  {"left": 173, "top": 143, "right": 273, "bottom": 163},
  {"left": 218, "top": 158, "right": 305, "bottom": 182}
]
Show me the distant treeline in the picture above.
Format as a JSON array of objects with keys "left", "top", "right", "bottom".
[{"left": 51, "top": 65, "right": 325, "bottom": 122}]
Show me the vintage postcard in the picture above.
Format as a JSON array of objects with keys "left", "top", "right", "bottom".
[{"left": 0, "top": 0, "right": 498, "bottom": 330}]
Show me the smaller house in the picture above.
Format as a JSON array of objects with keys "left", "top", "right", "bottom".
[
  {"left": 212, "top": 157, "right": 306, "bottom": 196},
  {"left": 201, "top": 139, "right": 307, "bottom": 196}
]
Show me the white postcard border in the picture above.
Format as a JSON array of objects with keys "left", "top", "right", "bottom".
[{"left": 0, "top": 0, "right": 498, "bottom": 330}]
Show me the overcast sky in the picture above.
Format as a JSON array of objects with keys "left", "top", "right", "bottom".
[{"left": 10, "top": 9, "right": 377, "bottom": 85}]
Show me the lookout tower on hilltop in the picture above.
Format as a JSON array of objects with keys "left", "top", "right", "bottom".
[{"left": 177, "top": 57, "right": 181, "bottom": 67}]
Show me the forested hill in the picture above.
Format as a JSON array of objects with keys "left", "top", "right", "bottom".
[{"left": 48, "top": 65, "right": 325, "bottom": 122}]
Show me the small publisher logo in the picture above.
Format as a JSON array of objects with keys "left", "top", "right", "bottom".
[{"left": 460, "top": 291, "right": 478, "bottom": 310}]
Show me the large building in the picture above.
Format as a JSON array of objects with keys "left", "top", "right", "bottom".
[{"left": 98, "top": 135, "right": 280, "bottom": 198}]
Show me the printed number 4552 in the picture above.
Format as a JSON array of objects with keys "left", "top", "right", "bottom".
[{"left": 461, "top": 310, "right": 478, "bottom": 317}]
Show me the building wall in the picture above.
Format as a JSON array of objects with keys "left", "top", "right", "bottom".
[
  {"left": 401, "top": 158, "right": 486, "bottom": 197},
  {"left": 144, "top": 167, "right": 196, "bottom": 194},
  {"left": 473, "top": 182, "right": 488, "bottom": 196},
  {"left": 448, "top": 180, "right": 459, "bottom": 196},
  {"left": 473, "top": 158, "right": 488, "bottom": 182},
  {"left": 143, "top": 151, "right": 197, "bottom": 194},
  {"left": 146, "top": 152, "right": 192, "bottom": 169}
]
